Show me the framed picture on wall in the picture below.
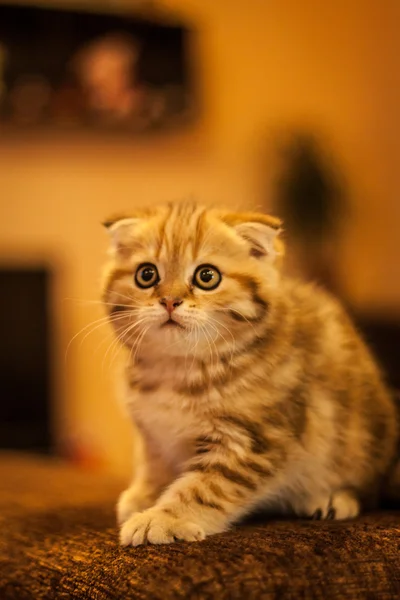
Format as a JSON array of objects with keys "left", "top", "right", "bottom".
[{"left": 0, "top": 3, "right": 195, "bottom": 135}]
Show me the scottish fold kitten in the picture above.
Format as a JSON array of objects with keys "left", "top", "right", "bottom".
[{"left": 102, "top": 201, "right": 399, "bottom": 546}]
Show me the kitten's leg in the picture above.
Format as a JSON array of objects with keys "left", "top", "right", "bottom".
[
  {"left": 293, "top": 489, "right": 360, "bottom": 520},
  {"left": 120, "top": 440, "right": 284, "bottom": 546},
  {"left": 117, "top": 428, "right": 173, "bottom": 525}
]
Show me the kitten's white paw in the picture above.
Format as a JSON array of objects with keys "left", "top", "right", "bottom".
[
  {"left": 295, "top": 489, "right": 360, "bottom": 521},
  {"left": 120, "top": 508, "right": 206, "bottom": 546},
  {"left": 117, "top": 487, "right": 155, "bottom": 525}
]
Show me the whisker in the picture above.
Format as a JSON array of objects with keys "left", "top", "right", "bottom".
[
  {"left": 205, "top": 323, "right": 220, "bottom": 369},
  {"left": 131, "top": 323, "right": 152, "bottom": 366},
  {"left": 64, "top": 297, "right": 135, "bottom": 309},
  {"left": 65, "top": 312, "right": 131, "bottom": 362},
  {"left": 214, "top": 307, "right": 258, "bottom": 336},
  {"left": 92, "top": 325, "right": 123, "bottom": 363},
  {"left": 187, "top": 323, "right": 200, "bottom": 377},
  {"left": 206, "top": 315, "right": 236, "bottom": 364},
  {"left": 207, "top": 314, "right": 236, "bottom": 344},
  {"left": 77, "top": 312, "right": 135, "bottom": 353},
  {"left": 108, "top": 291, "right": 154, "bottom": 310},
  {"left": 184, "top": 323, "right": 193, "bottom": 373},
  {"left": 206, "top": 320, "right": 235, "bottom": 384},
  {"left": 102, "top": 316, "right": 144, "bottom": 373},
  {"left": 105, "top": 317, "right": 149, "bottom": 371},
  {"left": 200, "top": 323, "right": 217, "bottom": 378}
]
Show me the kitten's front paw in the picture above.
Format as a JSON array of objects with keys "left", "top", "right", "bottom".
[
  {"left": 117, "top": 487, "right": 155, "bottom": 525},
  {"left": 120, "top": 508, "right": 206, "bottom": 546}
]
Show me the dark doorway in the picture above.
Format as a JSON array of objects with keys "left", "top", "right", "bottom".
[{"left": 0, "top": 268, "right": 52, "bottom": 453}]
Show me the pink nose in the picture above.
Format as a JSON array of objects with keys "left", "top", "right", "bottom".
[{"left": 160, "top": 297, "right": 183, "bottom": 316}]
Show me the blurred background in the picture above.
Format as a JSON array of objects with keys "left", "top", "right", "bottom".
[{"left": 0, "top": 0, "right": 399, "bottom": 478}]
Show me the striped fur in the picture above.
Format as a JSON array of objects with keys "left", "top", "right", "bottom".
[{"left": 101, "top": 201, "right": 399, "bottom": 546}]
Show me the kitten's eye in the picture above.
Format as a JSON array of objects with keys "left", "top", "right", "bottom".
[
  {"left": 135, "top": 263, "right": 159, "bottom": 289},
  {"left": 193, "top": 264, "right": 221, "bottom": 291}
]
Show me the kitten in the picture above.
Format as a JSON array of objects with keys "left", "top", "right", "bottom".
[{"left": 102, "top": 201, "right": 399, "bottom": 546}]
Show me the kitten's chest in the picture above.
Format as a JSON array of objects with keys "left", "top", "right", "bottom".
[
  {"left": 125, "top": 362, "right": 210, "bottom": 467},
  {"left": 130, "top": 389, "right": 204, "bottom": 468}
]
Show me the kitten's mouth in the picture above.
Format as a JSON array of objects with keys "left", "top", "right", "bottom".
[{"left": 161, "top": 318, "right": 185, "bottom": 330}]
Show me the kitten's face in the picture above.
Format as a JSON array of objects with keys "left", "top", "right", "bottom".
[{"left": 102, "top": 203, "right": 283, "bottom": 359}]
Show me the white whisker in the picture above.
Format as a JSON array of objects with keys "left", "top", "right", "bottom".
[
  {"left": 214, "top": 307, "right": 258, "bottom": 336},
  {"left": 105, "top": 317, "right": 149, "bottom": 371},
  {"left": 65, "top": 312, "right": 131, "bottom": 362}
]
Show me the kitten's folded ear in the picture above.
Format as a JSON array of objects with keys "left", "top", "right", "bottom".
[
  {"left": 219, "top": 211, "right": 284, "bottom": 261},
  {"left": 102, "top": 214, "right": 144, "bottom": 255}
]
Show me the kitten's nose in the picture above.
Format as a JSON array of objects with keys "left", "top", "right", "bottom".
[{"left": 160, "top": 297, "right": 183, "bottom": 316}]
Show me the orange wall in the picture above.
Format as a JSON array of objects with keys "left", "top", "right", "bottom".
[
  {"left": 0, "top": 0, "right": 398, "bottom": 475},
  {"left": 168, "top": 0, "right": 400, "bottom": 308}
]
